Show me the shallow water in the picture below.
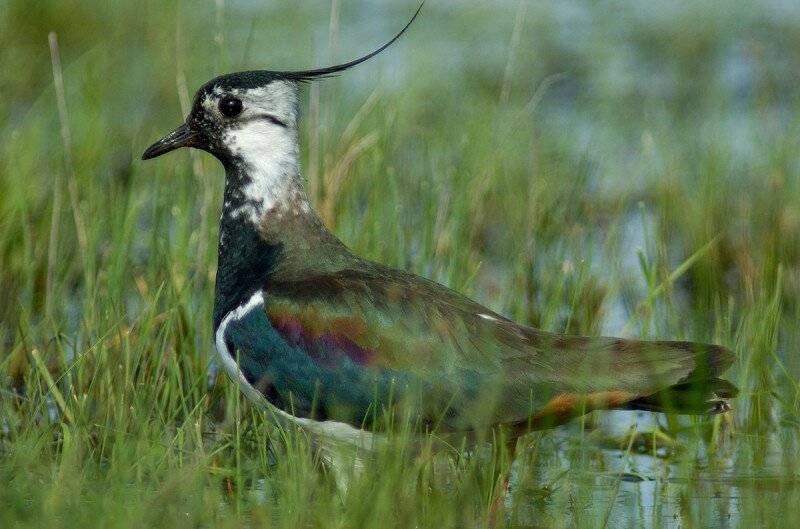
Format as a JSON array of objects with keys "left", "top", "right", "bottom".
[{"left": 500, "top": 410, "right": 799, "bottom": 529}]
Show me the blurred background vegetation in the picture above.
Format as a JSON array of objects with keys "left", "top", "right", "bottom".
[{"left": 1, "top": 1, "right": 799, "bottom": 528}]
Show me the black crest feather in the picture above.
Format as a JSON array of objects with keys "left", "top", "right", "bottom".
[
  {"left": 281, "top": 3, "right": 423, "bottom": 81},
  {"left": 208, "top": 3, "right": 423, "bottom": 92}
]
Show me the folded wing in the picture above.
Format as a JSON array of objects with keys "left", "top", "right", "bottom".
[{"left": 230, "top": 265, "right": 736, "bottom": 433}]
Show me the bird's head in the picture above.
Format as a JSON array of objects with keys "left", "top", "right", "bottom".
[
  {"left": 141, "top": 72, "right": 301, "bottom": 165},
  {"left": 142, "top": 4, "right": 421, "bottom": 165}
]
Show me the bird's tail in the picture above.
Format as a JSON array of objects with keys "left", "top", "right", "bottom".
[{"left": 513, "top": 337, "right": 739, "bottom": 432}]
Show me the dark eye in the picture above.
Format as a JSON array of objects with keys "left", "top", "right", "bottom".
[{"left": 219, "top": 97, "right": 243, "bottom": 117}]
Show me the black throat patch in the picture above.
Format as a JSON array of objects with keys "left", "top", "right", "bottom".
[{"left": 212, "top": 162, "right": 282, "bottom": 329}]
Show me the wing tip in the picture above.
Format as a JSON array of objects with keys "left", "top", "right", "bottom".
[
  {"left": 626, "top": 377, "right": 739, "bottom": 415},
  {"left": 670, "top": 341, "right": 737, "bottom": 382}
]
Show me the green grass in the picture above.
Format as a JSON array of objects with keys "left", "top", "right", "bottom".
[{"left": 2, "top": 1, "right": 799, "bottom": 527}]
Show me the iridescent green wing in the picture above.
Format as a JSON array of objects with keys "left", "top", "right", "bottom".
[{"left": 262, "top": 265, "right": 735, "bottom": 431}]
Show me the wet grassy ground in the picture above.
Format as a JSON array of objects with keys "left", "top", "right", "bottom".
[{"left": 1, "top": 1, "right": 799, "bottom": 527}]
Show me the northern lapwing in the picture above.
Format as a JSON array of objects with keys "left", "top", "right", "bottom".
[{"left": 142, "top": 6, "right": 736, "bottom": 467}]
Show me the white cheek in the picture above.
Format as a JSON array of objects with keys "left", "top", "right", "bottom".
[
  {"left": 224, "top": 122, "right": 301, "bottom": 224},
  {"left": 246, "top": 81, "right": 298, "bottom": 120}
]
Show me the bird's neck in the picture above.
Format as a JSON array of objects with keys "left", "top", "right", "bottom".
[
  {"left": 219, "top": 123, "right": 307, "bottom": 226},
  {"left": 212, "top": 148, "right": 355, "bottom": 327}
]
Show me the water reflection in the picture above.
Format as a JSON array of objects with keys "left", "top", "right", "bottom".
[{"left": 500, "top": 411, "right": 798, "bottom": 528}]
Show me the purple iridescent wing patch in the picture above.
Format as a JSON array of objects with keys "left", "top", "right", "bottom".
[{"left": 267, "top": 312, "right": 378, "bottom": 369}]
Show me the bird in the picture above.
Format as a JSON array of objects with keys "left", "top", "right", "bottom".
[{"left": 142, "top": 6, "right": 736, "bottom": 467}]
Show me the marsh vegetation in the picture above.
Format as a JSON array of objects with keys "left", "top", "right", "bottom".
[{"left": 1, "top": 1, "right": 799, "bottom": 527}]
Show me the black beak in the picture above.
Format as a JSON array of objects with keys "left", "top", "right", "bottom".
[{"left": 141, "top": 122, "right": 200, "bottom": 160}]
